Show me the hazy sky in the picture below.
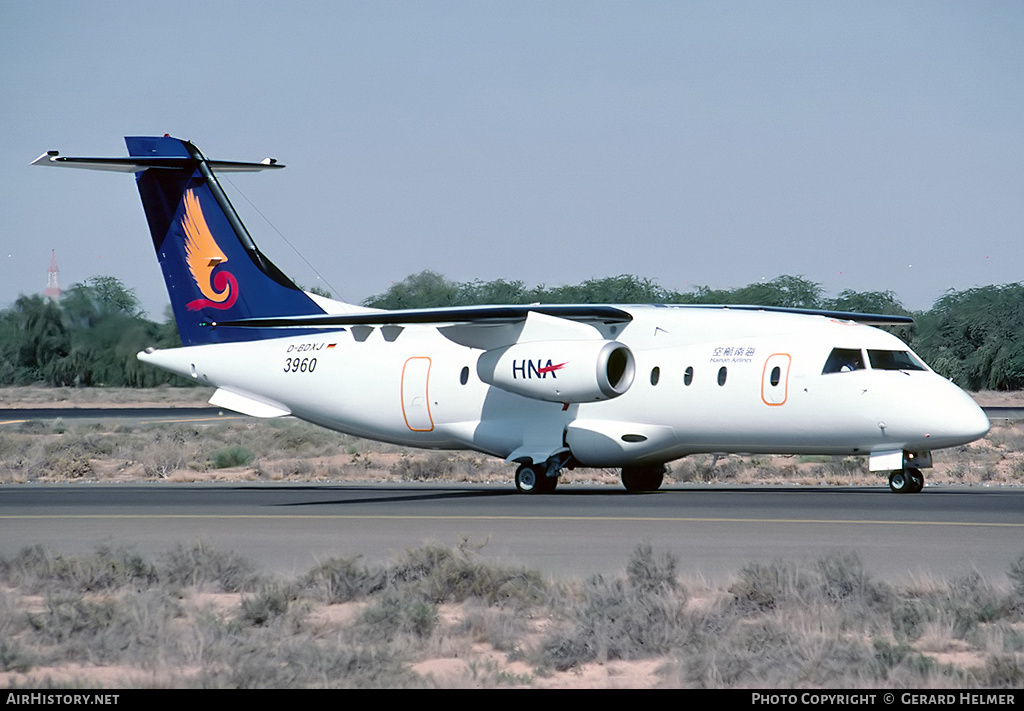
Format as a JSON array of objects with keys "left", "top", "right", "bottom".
[{"left": 3, "top": 1, "right": 1022, "bottom": 317}]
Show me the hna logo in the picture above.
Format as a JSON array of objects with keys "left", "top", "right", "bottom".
[
  {"left": 512, "top": 360, "right": 567, "bottom": 379},
  {"left": 181, "top": 189, "right": 239, "bottom": 311}
]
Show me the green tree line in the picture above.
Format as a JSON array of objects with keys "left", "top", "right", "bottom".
[
  {"left": 2, "top": 273, "right": 1023, "bottom": 390},
  {"left": 0, "top": 277, "right": 181, "bottom": 387},
  {"left": 364, "top": 271, "right": 1023, "bottom": 391}
]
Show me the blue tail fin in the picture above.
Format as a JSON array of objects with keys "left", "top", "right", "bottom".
[{"left": 124, "top": 136, "right": 323, "bottom": 345}]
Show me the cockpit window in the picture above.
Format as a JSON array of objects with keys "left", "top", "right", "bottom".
[
  {"left": 867, "top": 350, "right": 926, "bottom": 371},
  {"left": 822, "top": 348, "right": 865, "bottom": 374}
]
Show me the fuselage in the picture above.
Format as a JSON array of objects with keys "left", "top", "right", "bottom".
[{"left": 139, "top": 305, "right": 990, "bottom": 469}]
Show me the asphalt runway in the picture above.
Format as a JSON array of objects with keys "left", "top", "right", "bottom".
[
  {"left": 0, "top": 407, "right": 241, "bottom": 426},
  {"left": 1, "top": 483, "right": 1022, "bottom": 585}
]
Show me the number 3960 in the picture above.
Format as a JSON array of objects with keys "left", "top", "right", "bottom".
[{"left": 284, "top": 357, "right": 317, "bottom": 373}]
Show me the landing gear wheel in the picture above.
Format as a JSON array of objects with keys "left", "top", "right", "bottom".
[
  {"left": 621, "top": 465, "right": 665, "bottom": 493},
  {"left": 907, "top": 468, "right": 924, "bottom": 493},
  {"left": 536, "top": 473, "right": 558, "bottom": 494},
  {"left": 515, "top": 464, "right": 558, "bottom": 494},
  {"left": 889, "top": 470, "right": 909, "bottom": 494},
  {"left": 515, "top": 464, "right": 539, "bottom": 493}
]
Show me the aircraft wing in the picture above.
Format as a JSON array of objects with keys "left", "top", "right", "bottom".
[
  {"left": 206, "top": 304, "right": 632, "bottom": 329},
  {"left": 207, "top": 305, "right": 633, "bottom": 349},
  {"left": 654, "top": 304, "right": 915, "bottom": 326},
  {"left": 203, "top": 303, "right": 911, "bottom": 349},
  {"left": 207, "top": 302, "right": 911, "bottom": 331}
]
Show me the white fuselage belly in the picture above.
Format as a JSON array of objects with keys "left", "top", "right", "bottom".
[{"left": 138, "top": 307, "right": 989, "bottom": 467}]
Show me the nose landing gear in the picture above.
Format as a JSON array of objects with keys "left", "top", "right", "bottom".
[{"left": 889, "top": 468, "right": 924, "bottom": 494}]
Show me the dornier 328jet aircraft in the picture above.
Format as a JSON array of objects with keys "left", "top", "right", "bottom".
[{"left": 34, "top": 136, "right": 990, "bottom": 494}]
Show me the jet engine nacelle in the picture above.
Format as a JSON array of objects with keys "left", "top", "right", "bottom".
[{"left": 477, "top": 340, "right": 635, "bottom": 403}]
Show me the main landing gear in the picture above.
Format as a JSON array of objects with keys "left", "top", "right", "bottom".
[
  {"left": 889, "top": 468, "right": 924, "bottom": 494},
  {"left": 514, "top": 457, "right": 668, "bottom": 494},
  {"left": 514, "top": 452, "right": 574, "bottom": 494},
  {"left": 515, "top": 462, "right": 558, "bottom": 494},
  {"left": 620, "top": 464, "right": 666, "bottom": 493}
]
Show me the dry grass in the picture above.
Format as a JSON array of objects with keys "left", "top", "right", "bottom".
[{"left": 1, "top": 543, "right": 1022, "bottom": 688}]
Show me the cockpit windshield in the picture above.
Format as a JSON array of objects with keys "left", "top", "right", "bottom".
[
  {"left": 822, "top": 348, "right": 865, "bottom": 374},
  {"left": 867, "top": 350, "right": 926, "bottom": 371},
  {"left": 823, "top": 347, "right": 927, "bottom": 374}
]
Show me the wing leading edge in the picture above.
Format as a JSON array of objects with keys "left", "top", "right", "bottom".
[{"left": 204, "top": 303, "right": 912, "bottom": 330}]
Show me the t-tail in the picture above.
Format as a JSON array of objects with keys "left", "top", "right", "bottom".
[{"left": 33, "top": 136, "right": 327, "bottom": 346}]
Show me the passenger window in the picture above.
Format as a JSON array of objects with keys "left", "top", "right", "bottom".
[
  {"left": 822, "top": 348, "right": 865, "bottom": 374},
  {"left": 460, "top": 366, "right": 469, "bottom": 385},
  {"left": 683, "top": 366, "right": 693, "bottom": 386},
  {"left": 650, "top": 367, "right": 660, "bottom": 386},
  {"left": 770, "top": 366, "right": 781, "bottom": 387},
  {"left": 867, "top": 350, "right": 926, "bottom": 371},
  {"left": 717, "top": 367, "right": 727, "bottom": 386}
]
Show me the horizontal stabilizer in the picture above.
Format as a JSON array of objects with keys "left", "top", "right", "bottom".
[
  {"left": 32, "top": 152, "right": 283, "bottom": 173},
  {"left": 208, "top": 388, "right": 291, "bottom": 418}
]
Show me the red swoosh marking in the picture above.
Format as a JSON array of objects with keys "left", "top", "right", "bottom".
[{"left": 538, "top": 361, "right": 567, "bottom": 374}]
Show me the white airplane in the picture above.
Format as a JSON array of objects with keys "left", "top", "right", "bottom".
[{"left": 34, "top": 136, "right": 990, "bottom": 494}]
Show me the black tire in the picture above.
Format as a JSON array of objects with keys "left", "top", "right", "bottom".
[
  {"left": 515, "top": 464, "right": 558, "bottom": 494},
  {"left": 536, "top": 472, "right": 558, "bottom": 494},
  {"left": 515, "top": 464, "right": 539, "bottom": 493},
  {"left": 907, "top": 468, "right": 924, "bottom": 493},
  {"left": 889, "top": 470, "right": 909, "bottom": 494},
  {"left": 621, "top": 465, "right": 665, "bottom": 493}
]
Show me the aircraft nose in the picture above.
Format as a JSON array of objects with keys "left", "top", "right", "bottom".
[
  {"left": 960, "top": 400, "right": 991, "bottom": 441},
  {"left": 928, "top": 386, "right": 990, "bottom": 446}
]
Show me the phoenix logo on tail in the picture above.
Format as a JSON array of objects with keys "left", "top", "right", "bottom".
[{"left": 181, "top": 189, "right": 238, "bottom": 311}]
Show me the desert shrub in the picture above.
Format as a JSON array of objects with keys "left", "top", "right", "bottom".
[
  {"left": 240, "top": 584, "right": 298, "bottom": 627},
  {"left": 935, "top": 571, "right": 1008, "bottom": 639},
  {"left": 357, "top": 588, "right": 438, "bottom": 641},
  {"left": 212, "top": 445, "right": 255, "bottom": 469},
  {"left": 626, "top": 543, "right": 679, "bottom": 595},
  {"left": 1008, "top": 552, "right": 1024, "bottom": 599},
  {"left": 979, "top": 655, "right": 1024, "bottom": 687},
  {"left": 891, "top": 601, "right": 928, "bottom": 643},
  {"left": 197, "top": 637, "right": 418, "bottom": 689},
  {"left": 0, "top": 637, "right": 36, "bottom": 673},
  {"left": 387, "top": 542, "right": 546, "bottom": 606},
  {"left": 260, "top": 420, "right": 348, "bottom": 458},
  {"left": 816, "top": 550, "right": 894, "bottom": 611},
  {"left": 729, "top": 560, "right": 811, "bottom": 613},
  {"left": 389, "top": 454, "right": 454, "bottom": 480},
  {"left": 677, "top": 621, "right": 874, "bottom": 688},
  {"left": 538, "top": 574, "right": 689, "bottom": 670},
  {"left": 303, "top": 556, "right": 388, "bottom": 603},
  {"left": 25, "top": 590, "right": 176, "bottom": 665},
  {"left": 138, "top": 425, "right": 204, "bottom": 477},
  {"left": 159, "top": 541, "right": 262, "bottom": 592},
  {"left": 537, "top": 545, "right": 689, "bottom": 670},
  {"left": 813, "top": 456, "right": 864, "bottom": 479},
  {"left": 0, "top": 545, "right": 158, "bottom": 594},
  {"left": 453, "top": 603, "right": 529, "bottom": 654}
]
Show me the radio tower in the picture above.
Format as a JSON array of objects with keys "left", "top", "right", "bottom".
[{"left": 43, "top": 250, "right": 61, "bottom": 300}]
